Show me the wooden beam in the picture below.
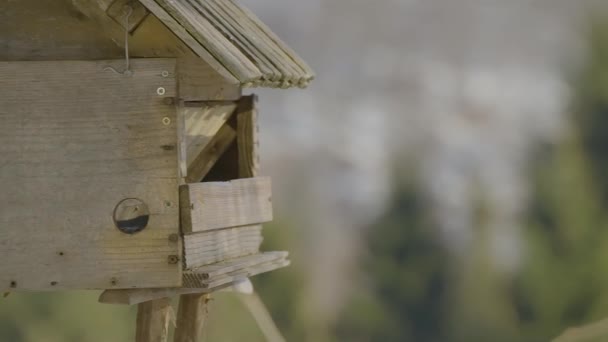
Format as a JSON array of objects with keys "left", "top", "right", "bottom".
[
  {"left": 186, "top": 122, "right": 237, "bottom": 183},
  {"left": 136, "top": 298, "right": 173, "bottom": 342},
  {"left": 99, "top": 286, "right": 230, "bottom": 305},
  {"left": 237, "top": 95, "right": 261, "bottom": 178},
  {"left": 180, "top": 178, "right": 273, "bottom": 233},
  {"left": 178, "top": 58, "right": 241, "bottom": 101},
  {"left": 182, "top": 252, "right": 289, "bottom": 289},
  {"left": 184, "top": 225, "right": 263, "bottom": 269},
  {"left": 174, "top": 294, "right": 212, "bottom": 342}
]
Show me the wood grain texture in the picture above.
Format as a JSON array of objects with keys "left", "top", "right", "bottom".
[
  {"left": 237, "top": 95, "right": 260, "bottom": 178},
  {"left": 180, "top": 177, "right": 273, "bottom": 233},
  {"left": 151, "top": 0, "right": 314, "bottom": 88},
  {"left": 100, "top": 286, "right": 228, "bottom": 305},
  {"left": 0, "top": 59, "right": 181, "bottom": 290},
  {"left": 177, "top": 58, "right": 241, "bottom": 101},
  {"left": 0, "top": 0, "right": 123, "bottom": 60},
  {"left": 182, "top": 252, "right": 289, "bottom": 288},
  {"left": 186, "top": 122, "right": 236, "bottom": 183},
  {"left": 136, "top": 298, "right": 173, "bottom": 342},
  {"left": 150, "top": 0, "right": 261, "bottom": 83},
  {"left": 174, "top": 293, "right": 212, "bottom": 342},
  {"left": 184, "top": 225, "right": 263, "bottom": 268},
  {"left": 184, "top": 103, "right": 236, "bottom": 165}
]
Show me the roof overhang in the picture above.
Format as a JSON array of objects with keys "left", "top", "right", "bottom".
[{"left": 139, "top": 0, "right": 315, "bottom": 89}]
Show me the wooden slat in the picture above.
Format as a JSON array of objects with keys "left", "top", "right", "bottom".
[
  {"left": 0, "top": 59, "right": 181, "bottom": 290},
  {"left": 136, "top": 298, "right": 173, "bottom": 342},
  {"left": 153, "top": 0, "right": 262, "bottom": 83},
  {"left": 99, "top": 286, "right": 231, "bottom": 305},
  {"left": 174, "top": 294, "right": 212, "bottom": 342},
  {"left": 207, "top": 0, "right": 301, "bottom": 83},
  {"left": 183, "top": 252, "right": 289, "bottom": 288},
  {"left": 186, "top": 252, "right": 288, "bottom": 278},
  {"left": 185, "top": 103, "right": 236, "bottom": 162},
  {"left": 184, "top": 225, "right": 263, "bottom": 268},
  {"left": 186, "top": 0, "right": 282, "bottom": 81},
  {"left": 137, "top": 0, "right": 238, "bottom": 82},
  {"left": 237, "top": 95, "right": 260, "bottom": 178},
  {"left": 180, "top": 177, "right": 273, "bottom": 233},
  {"left": 225, "top": 0, "right": 315, "bottom": 88},
  {"left": 177, "top": 58, "right": 241, "bottom": 101}
]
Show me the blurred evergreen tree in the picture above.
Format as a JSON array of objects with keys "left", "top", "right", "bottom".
[
  {"left": 514, "top": 15, "right": 608, "bottom": 341},
  {"left": 333, "top": 177, "right": 448, "bottom": 342}
]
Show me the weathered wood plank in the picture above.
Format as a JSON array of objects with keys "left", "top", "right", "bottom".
[
  {"left": 151, "top": 0, "right": 261, "bottom": 83},
  {"left": 0, "top": 59, "right": 181, "bottom": 290},
  {"left": 237, "top": 95, "right": 260, "bottom": 178},
  {"left": 0, "top": 0, "right": 124, "bottom": 60},
  {"left": 183, "top": 253, "right": 289, "bottom": 288},
  {"left": 184, "top": 225, "right": 263, "bottom": 268},
  {"left": 174, "top": 293, "right": 212, "bottom": 342},
  {"left": 136, "top": 298, "right": 173, "bottom": 342},
  {"left": 178, "top": 58, "right": 241, "bottom": 101},
  {"left": 99, "top": 286, "right": 231, "bottom": 305},
  {"left": 180, "top": 177, "right": 273, "bottom": 233},
  {"left": 184, "top": 103, "right": 236, "bottom": 167}
]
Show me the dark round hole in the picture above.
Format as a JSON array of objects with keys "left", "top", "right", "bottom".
[{"left": 113, "top": 198, "right": 150, "bottom": 234}]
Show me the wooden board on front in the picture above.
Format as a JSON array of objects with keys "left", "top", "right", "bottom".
[
  {"left": 182, "top": 252, "right": 289, "bottom": 288},
  {"left": 184, "top": 225, "right": 263, "bottom": 268},
  {"left": 180, "top": 177, "right": 273, "bottom": 233},
  {"left": 0, "top": 59, "right": 181, "bottom": 290}
]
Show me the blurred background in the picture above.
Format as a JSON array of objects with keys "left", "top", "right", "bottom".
[{"left": 4, "top": 0, "right": 608, "bottom": 341}]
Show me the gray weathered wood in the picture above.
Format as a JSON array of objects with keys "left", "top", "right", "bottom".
[
  {"left": 182, "top": 252, "right": 289, "bottom": 288},
  {"left": 237, "top": 95, "right": 260, "bottom": 178},
  {"left": 99, "top": 287, "right": 215, "bottom": 305},
  {"left": 178, "top": 58, "right": 241, "bottom": 101},
  {"left": 144, "top": 0, "right": 260, "bottom": 83},
  {"left": 174, "top": 293, "right": 212, "bottom": 342},
  {"left": 184, "top": 225, "right": 263, "bottom": 268},
  {"left": 150, "top": 0, "right": 314, "bottom": 88},
  {"left": 0, "top": 59, "right": 181, "bottom": 290},
  {"left": 136, "top": 298, "right": 173, "bottom": 342},
  {"left": 180, "top": 177, "right": 273, "bottom": 233},
  {"left": 184, "top": 103, "right": 237, "bottom": 168}
]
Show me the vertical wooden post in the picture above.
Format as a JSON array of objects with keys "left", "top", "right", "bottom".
[
  {"left": 174, "top": 294, "right": 212, "bottom": 342},
  {"left": 136, "top": 298, "right": 173, "bottom": 342}
]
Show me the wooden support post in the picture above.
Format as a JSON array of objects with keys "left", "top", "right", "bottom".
[
  {"left": 174, "top": 294, "right": 212, "bottom": 342},
  {"left": 136, "top": 298, "right": 173, "bottom": 342}
]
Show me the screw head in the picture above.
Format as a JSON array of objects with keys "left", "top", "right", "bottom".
[
  {"left": 168, "top": 255, "right": 180, "bottom": 264},
  {"left": 161, "top": 70, "right": 170, "bottom": 78},
  {"left": 162, "top": 117, "right": 171, "bottom": 126},
  {"left": 157, "top": 87, "right": 166, "bottom": 96}
]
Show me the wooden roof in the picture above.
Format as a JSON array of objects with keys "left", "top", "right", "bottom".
[{"left": 140, "top": 0, "right": 315, "bottom": 88}]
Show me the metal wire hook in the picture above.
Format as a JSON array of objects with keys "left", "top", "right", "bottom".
[{"left": 104, "top": 5, "right": 133, "bottom": 76}]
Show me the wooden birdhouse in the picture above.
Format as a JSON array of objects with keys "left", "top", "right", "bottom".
[{"left": 0, "top": 0, "right": 313, "bottom": 339}]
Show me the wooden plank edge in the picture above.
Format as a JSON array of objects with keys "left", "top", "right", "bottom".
[{"left": 137, "top": 0, "right": 242, "bottom": 84}]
